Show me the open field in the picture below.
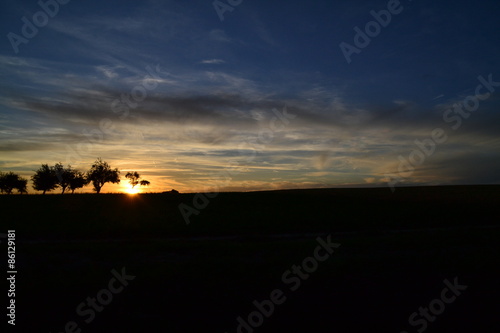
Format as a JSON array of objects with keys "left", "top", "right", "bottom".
[
  {"left": 1, "top": 185, "right": 499, "bottom": 332},
  {"left": 2, "top": 185, "right": 499, "bottom": 238}
]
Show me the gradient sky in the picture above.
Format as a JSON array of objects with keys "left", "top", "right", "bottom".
[{"left": 1, "top": 0, "right": 500, "bottom": 193}]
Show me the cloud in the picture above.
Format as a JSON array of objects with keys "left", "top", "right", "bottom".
[
  {"left": 96, "top": 65, "right": 120, "bottom": 79},
  {"left": 200, "top": 59, "right": 226, "bottom": 65}
]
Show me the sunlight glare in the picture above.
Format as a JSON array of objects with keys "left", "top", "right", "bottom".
[{"left": 125, "top": 187, "right": 139, "bottom": 195}]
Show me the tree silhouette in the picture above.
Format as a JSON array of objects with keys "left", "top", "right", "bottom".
[
  {"left": 0, "top": 172, "right": 28, "bottom": 194},
  {"left": 68, "top": 170, "right": 88, "bottom": 194},
  {"left": 125, "top": 171, "right": 150, "bottom": 189},
  {"left": 15, "top": 177, "right": 28, "bottom": 194},
  {"left": 53, "top": 163, "right": 88, "bottom": 194},
  {"left": 31, "top": 164, "right": 58, "bottom": 194},
  {"left": 54, "top": 162, "right": 72, "bottom": 194},
  {"left": 86, "top": 158, "right": 120, "bottom": 194},
  {"left": 0, "top": 172, "right": 14, "bottom": 194}
]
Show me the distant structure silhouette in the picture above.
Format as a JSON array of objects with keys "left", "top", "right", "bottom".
[{"left": 163, "top": 189, "right": 179, "bottom": 195}]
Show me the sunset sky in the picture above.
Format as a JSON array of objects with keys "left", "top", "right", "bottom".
[{"left": 1, "top": 0, "right": 500, "bottom": 193}]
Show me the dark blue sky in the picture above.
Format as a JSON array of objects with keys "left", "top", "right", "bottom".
[{"left": 1, "top": 0, "right": 500, "bottom": 193}]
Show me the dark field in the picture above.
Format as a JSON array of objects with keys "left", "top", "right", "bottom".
[{"left": 1, "top": 185, "right": 499, "bottom": 332}]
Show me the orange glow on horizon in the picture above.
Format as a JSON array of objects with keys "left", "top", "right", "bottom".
[{"left": 124, "top": 186, "right": 140, "bottom": 195}]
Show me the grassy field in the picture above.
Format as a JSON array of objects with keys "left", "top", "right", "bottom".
[{"left": 1, "top": 185, "right": 499, "bottom": 332}]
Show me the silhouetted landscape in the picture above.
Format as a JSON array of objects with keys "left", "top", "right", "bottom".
[
  {"left": 2, "top": 185, "right": 499, "bottom": 332},
  {"left": 2, "top": 0, "right": 500, "bottom": 331}
]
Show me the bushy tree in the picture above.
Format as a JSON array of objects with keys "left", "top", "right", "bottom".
[
  {"left": 0, "top": 172, "right": 28, "bottom": 194},
  {"left": 15, "top": 177, "right": 28, "bottom": 194},
  {"left": 53, "top": 162, "right": 72, "bottom": 194},
  {"left": 125, "top": 171, "right": 150, "bottom": 189},
  {"left": 31, "top": 164, "right": 58, "bottom": 194},
  {"left": 0, "top": 172, "right": 14, "bottom": 194},
  {"left": 68, "top": 170, "right": 88, "bottom": 194},
  {"left": 53, "top": 163, "right": 88, "bottom": 194},
  {"left": 86, "top": 158, "right": 120, "bottom": 194}
]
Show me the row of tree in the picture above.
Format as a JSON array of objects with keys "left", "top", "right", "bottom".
[
  {"left": 0, "top": 158, "right": 150, "bottom": 194},
  {"left": 0, "top": 172, "right": 28, "bottom": 194}
]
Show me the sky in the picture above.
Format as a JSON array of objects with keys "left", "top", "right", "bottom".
[{"left": 1, "top": 0, "right": 500, "bottom": 194}]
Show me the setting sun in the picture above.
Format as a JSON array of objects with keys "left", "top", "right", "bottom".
[{"left": 125, "top": 187, "right": 139, "bottom": 195}]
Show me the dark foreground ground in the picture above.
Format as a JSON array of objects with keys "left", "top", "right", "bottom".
[{"left": 1, "top": 185, "right": 499, "bottom": 332}]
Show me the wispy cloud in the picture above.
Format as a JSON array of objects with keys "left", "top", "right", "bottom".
[{"left": 200, "top": 59, "right": 226, "bottom": 65}]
